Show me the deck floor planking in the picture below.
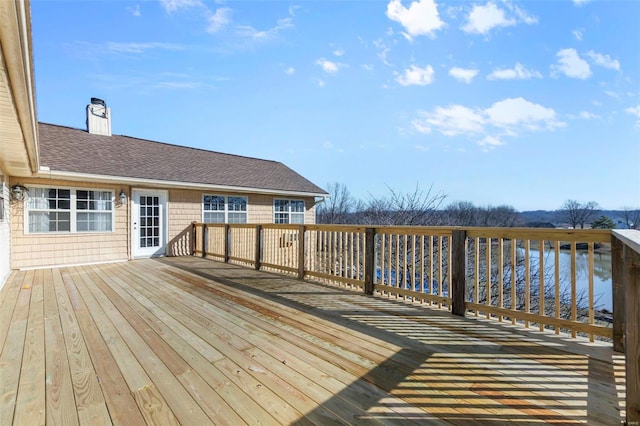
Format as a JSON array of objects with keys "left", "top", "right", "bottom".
[{"left": 0, "top": 257, "right": 626, "bottom": 425}]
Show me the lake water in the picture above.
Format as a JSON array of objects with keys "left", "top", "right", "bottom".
[{"left": 526, "top": 248, "right": 612, "bottom": 311}]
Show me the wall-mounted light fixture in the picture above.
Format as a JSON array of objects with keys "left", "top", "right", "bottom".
[
  {"left": 119, "top": 190, "right": 127, "bottom": 206},
  {"left": 9, "top": 184, "right": 28, "bottom": 202}
]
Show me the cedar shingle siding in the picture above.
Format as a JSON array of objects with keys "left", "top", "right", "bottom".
[{"left": 39, "top": 123, "right": 327, "bottom": 195}]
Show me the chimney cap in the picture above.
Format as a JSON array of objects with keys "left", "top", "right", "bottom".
[{"left": 90, "top": 97, "right": 106, "bottom": 107}]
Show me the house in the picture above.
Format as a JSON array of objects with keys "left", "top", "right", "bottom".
[{"left": 0, "top": 1, "right": 327, "bottom": 286}]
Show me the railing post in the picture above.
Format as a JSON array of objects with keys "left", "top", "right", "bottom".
[
  {"left": 297, "top": 225, "right": 305, "bottom": 280},
  {"left": 451, "top": 230, "right": 467, "bottom": 317},
  {"left": 364, "top": 227, "right": 375, "bottom": 295},
  {"left": 191, "top": 221, "right": 197, "bottom": 255},
  {"left": 224, "top": 224, "right": 230, "bottom": 263},
  {"left": 613, "top": 230, "right": 640, "bottom": 424},
  {"left": 255, "top": 225, "right": 262, "bottom": 271},
  {"left": 611, "top": 236, "right": 625, "bottom": 353},
  {"left": 202, "top": 224, "right": 208, "bottom": 258},
  {"left": 625, "top": 243, "right": 640, "bottom": 424}
]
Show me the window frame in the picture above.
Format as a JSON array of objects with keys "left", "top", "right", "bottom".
[
  {"left": 274, "top": 198, "right": 305, "bottom": 224},
  {"left": 24, "top": 185, "right": 115, "bottom": 234},
  {"left": 0, "top": 183, "right": 5, "bottom": 222},
  {"left": 202, "top": 194, "right": 248, "bottom": 224}
]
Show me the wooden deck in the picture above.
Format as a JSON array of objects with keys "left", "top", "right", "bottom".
[{"left": 0, "top": 257, "right": 626, "bottom": 425}]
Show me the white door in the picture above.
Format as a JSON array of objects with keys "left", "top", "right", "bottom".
[{"left": 132, "top": 189, "right": 167, "bottom": 258}]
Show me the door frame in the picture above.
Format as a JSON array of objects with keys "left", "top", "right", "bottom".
[{"left": 131, "top": 189, "right": 168, "bottom": 258}]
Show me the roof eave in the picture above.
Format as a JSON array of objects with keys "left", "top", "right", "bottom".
[
  {"left": 0, "top": 0, "right": 39, "bottom": 175},
  {"left": 36, "top": 168, "right": 329, "bottom": 198}
]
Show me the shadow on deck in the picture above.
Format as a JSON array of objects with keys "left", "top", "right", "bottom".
[
  {"left": 0, "top": 256, "right": 625, "bottom": 425},
  {"left": 159, "top": 256, "right": 626, "bottom": 425}
]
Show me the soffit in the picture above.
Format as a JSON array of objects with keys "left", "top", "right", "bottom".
[
  {"left": 0, "top": 52, "right": 32, "bottom": 177},
  {"left": 0, "top": 0, "right": 39, "bottom": 177}
]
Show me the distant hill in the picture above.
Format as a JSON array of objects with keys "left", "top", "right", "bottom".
[{"left": 519, "top": 209, "right": 634, "bottom": 228}]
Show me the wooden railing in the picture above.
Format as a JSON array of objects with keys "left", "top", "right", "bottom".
[
  {"left": 190, "top": 223, "right": 639, "bottom": 423},
  {"left": 611, "top": 230, "right": 640, "bottom": 423}
]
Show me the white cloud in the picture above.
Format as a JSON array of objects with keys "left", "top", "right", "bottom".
[
  {"left": 462, "top": 1, "right": 536, "bottom": 35},
  {"left": 573, "top": 0, "right": 590, "bottom": 6},
  {"left": 236, "top": 17, "right": 293, "bottom": 41},
  {"left": 386, "top": 0, "right": 445, "bottom": 39},
  {"left": 322, "top": 140, "right": 344, "bottom": 152},
  {"left": 449, "top": 67, "right": 478, "bottom": 84},
  {"left": 206, "top": 7, "right": 231, "bottom": 33},
  {"left": 105, "top": 42, "right": 184, "bottom": 54},
  {"left": 478, "top": 135, "right": 504, "bottom": 151},
  {"left": 485, "top": 97, "right": 564, "bottom": 131},
  {"left": 571, "top": 110, "right": 600, "bottom": 120},
  {"left": 373, "top": 39, "right": 392, "bottom": 66},
  {"left": 414, "top": 144, "right": 429, "bottom": 152},
  {"left": 413, "top": 104, "right": 485, "bottom": 136},
  {"left": 333, "top": 48, "right": 345, "bottom": 57},
  {"left": 412, "top": 97, "right": 564, "bottom": 148},
  {"left": 487, "top": 63, "right": 542, "bottom": 80},
  {"left": 572, "top": 29, "right": 583, "bottom": 41},
  {"left": 552, "top": 48, "right": 591, "bottom": 79},
  {"left": 316, "top": 58, "right": 341, "bottom": 74},
  {"left": 127, "top": 4, "right": 141, "bottom": 16},
  {"left": 508, "top": 2, "right": 537, "bottom": 25},
  {"left": 586, "top": 50, "right": 621, "bottom": 70},
  {"left": 462, "top": 1, "right": 514, "bottom": 34},
  {"left": 288, "top": 5, "right": 300, "bottom": 16},
  {"left": 160, "top": 0, "right": 201, "bottom": 13},
  {"left": 362, "top": 64, "right": 374, "bottom": 71},
  {"left": 626, "top": 105, "right": 640, "bottom": 124},
  {"left": 396, "top": 64, "right": 435, "bottom": 86},
  {"left": 284, "top": 67, "right": 295, "bottom": 75}
]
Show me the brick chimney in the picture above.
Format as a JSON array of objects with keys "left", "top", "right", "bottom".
[{"left": 86, "top": 97, "right": 111, "bottom": 136}]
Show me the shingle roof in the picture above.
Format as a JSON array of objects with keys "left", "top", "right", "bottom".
[{"left": 38, "top": 123, "right": 327, "bottom": 196}]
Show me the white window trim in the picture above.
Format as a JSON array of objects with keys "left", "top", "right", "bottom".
[
  {"left": 274, "top": 198, "right": 305, "bottom": 224},
  {"left": 24, "top": 185, "right": 116, "bottom": 234},
  {"left": 202, "top": 194, "right": 248, "bottom": 224}
]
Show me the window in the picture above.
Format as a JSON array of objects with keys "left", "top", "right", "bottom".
[
  {"left": 203, "top": 195, "right": 247, "bottom": 223},
  {"left": 274, "top": 199, "right": 305, "bottom": 224},
  {"left": 77, "top": 190, "right": 113, "bottom": 231},
  {"left": 26, "top": 187, "right": 113, "bottom": 233}
]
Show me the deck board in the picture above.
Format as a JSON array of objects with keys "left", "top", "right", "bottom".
[
  {"left": 0, "top": 270, "right": 32, "bottom": 426},
  {"left": 43, "top": 268, "right": 79, "bottom": 426},
  {"left": 0, "top": 257, "right": 626, "bottom": 425},
  {"left": 14, "top": 268, "right": 46, "bottom": 425}
]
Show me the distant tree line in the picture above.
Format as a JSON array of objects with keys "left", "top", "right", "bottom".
[
  {"left": 316, "top": 182, "right": 521, "bottom": 227},
  {"left": 316, "top": 182, "right": 640, "bottom": 229}
]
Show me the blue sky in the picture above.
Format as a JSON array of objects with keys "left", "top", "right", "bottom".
[{"left": 30, "top": 0, "right": 639, "bottom": 211}]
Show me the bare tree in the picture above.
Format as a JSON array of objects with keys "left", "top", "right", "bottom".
[
  {"left": 358, "top": 183, "right": 447, "bottom": 226},
  {"left": 442, "top": 202, "right": 522, "bottom": 227},
  {"left": 482, "top": 205, "right": 522, "bottom": 227},
  {"left": 443, "top": 201, "right": 477, "bottom": 226},
  {"left": 620, "top": 206, "right": 640, "bottom": 229},
  {"left": 316, "top": 182, "right": 355, "bottom": 224},
  {"left": 558, "top": 200, "right": 599, "bottom": 229}
]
